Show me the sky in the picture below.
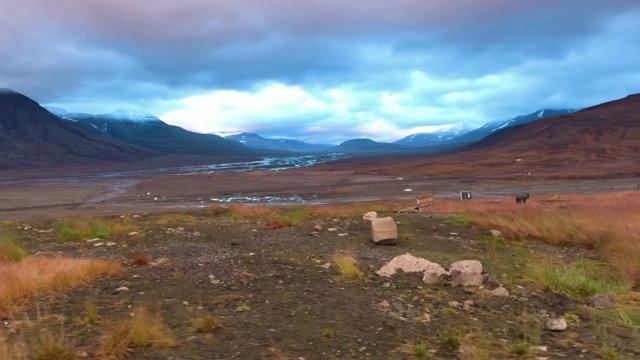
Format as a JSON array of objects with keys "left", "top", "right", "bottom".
[{"left": 1, "top": 1, "right": 639, "bottom": 144}]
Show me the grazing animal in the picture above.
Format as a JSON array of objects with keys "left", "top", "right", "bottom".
[{"left": 515, "top": 193, "right": 530, "bottom": 204}]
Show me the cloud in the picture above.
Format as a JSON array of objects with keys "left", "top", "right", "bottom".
[{"left": 1, "top": 1, "right": 639, "bottom": 143}]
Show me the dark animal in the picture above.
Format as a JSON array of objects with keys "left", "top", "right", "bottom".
[{"left": 515, "top": 193, "right": 530, "bottom": 204}]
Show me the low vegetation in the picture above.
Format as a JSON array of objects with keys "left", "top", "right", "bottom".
[
  {"left": 98, "top": 307, "right": 177, "bottom": 359},
  {"left": 333, "top": 254, "right": 365, "bottom": 280},
  {"left": 440, "top": 191, "right": 640, "bottom": 288},
  {"left": 57, "top": 217, "right": 137, "bottom": 241},
  {"left": 0, "top": 257, "right": 124, "bottom": 318},
  {"left": 0, "top": 231, "right": 28, "bottom": 264},
  {"left": 529, "top": 259, "right": 630, "bottom": 298}
]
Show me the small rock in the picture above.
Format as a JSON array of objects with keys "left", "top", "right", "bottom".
[
  {"left": 128, "top": 232, "right": 138, "bottom": 236},
  {"left": 93, "top": 242, "right": 104, "bottom": 247},
  {"left": 116, "top": 286, "right": 130, "bottom": 292},
  {"left": 320, "top": 263, "right": 332, "bottom": 269},
  {"left": 328, "top": 228, "right": 338, "bottom": 232},
  {"left": 86, "top": 238, "right": 101, "bottom": 242},
  {"left": 132, "top": 215, "right": 142, "bottom": 218},
  {"left": 314, "top": 225, "right": 323, "bottom": 231},
  {"left": 490, "top": 229, "right": 502, "bottom": 238},
  {"left": 545, "top": 317, "right": 568, "bottom": 331},
  {"left": 589, "top": 293, "right": 615, "bottom": 309},
  {"left": 491, "top": 286, "right": 510, "bottom": 297},
  {"left": 531, "top": 345, "right": 548, "bottom": 352},
  {"left": 106, "top": 242, "right": 117, "bottom": 246},
  {"left": 378, "top": 300, "right": 391, "bottom": 307},
  {"left": 382, "top": 282, "right": 391, "bottom": 288}
]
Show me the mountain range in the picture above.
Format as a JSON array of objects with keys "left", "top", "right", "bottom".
[
  {"left": 1, "top": 87, "right": 638, "bottom": 171},
  {"left": 316, "top": 94, "right": 640, "bottom": 178}
]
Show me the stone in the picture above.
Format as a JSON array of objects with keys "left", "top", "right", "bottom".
[
  {"left": 370, "top": 216, "right": 398, "bottom": 245},
  {"left": 491, "top": 286, "right": 510, "bottom": 297},
  {"left": 362, "top": 211, "right": 378, "bottom": 221},
  {"left": 106, "top": 242, "right": 117, "bottom": 246},
  {"left": 545, "top": 317, "right": 568, "bottom": 331},
  {"left": 449, "top": 260, "right": 484, "bottom": 287},
  {"left": 128, "top": 231, "right": 139, "bottom": 236},
  {"left": 376, "top": 253, "right": 448, "bottom": 284},
  {"left": 490, "top": 229, "right": 502, "bottom": 238},
  {"left": 589, "top": 293, "right": 615, "bottom": 309},
  {"left": 116, "top": 286, "right": 130, "bottom": 292},
  {"left": 314, "top": 224, "right": 323, "bottom": 231}
]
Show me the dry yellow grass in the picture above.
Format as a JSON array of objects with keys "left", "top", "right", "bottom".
[
  {"left": 441, "top": 191, "right": 640, "bottom": 288},
  {"left": 98, "top": 307, "right": 177, "bottom": 359},
  {"left": 333, "top": 254, "right": 365, "bottom": 280},
  {"left": 0, "top": 257, "right": 124, "bottom": 318}
]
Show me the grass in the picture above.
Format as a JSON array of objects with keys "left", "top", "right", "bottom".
[
  {"left": 528, "top": 259, "right": 631, "bottom": 299},
  {"left": 0, "top": 231, "right": 28, "bottom": 264},
  {"left": 57, "top": 218, "right": 137, "bottom": 241},
  {"left": 399, "top": 342, "right": 429, "bottom": 358},
  {"left": 98, "top": 307, "right": 177, "bottom": 359},
  {"left": 0, "top": 257, "right": 124, "bottom": 318},
  {"left": 333, "top": 254, "right": 364, "bottom": 280},
  {"left": 32, "top": 328, "right": 78, "bottom": 360},
  {"left": 191, "top": 314, "right": 223, "bottom": 334},
  {"left": 83, "top": 299, "right": 100, "bottom": 326},
  {"left": 440, "top": 191, "right": 640, "bottom": 289}
]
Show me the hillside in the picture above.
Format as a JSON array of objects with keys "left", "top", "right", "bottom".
[
  {"left": 55, "top": 109, "right": 256, "bottom": 156},
  {"left": 313, "top": 94, "right": 640, "bottom": 178},
  {"left": 0, "top": 89, "right": 156, "bottom": 169}
]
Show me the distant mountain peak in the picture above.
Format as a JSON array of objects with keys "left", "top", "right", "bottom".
[
  {"left": 0, "top": 88, "right": 20, "bottom": 94},
  {"left": 106, "top": 108, "right": 160, "bottom": 122}
]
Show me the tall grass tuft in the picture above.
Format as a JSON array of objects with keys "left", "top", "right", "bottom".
[
  {"left": 333, "top": 254, "right": 364, "bottom": 280},
  {"left": 443, "top": 192, "right": 640, "bottom": 288},
  {"left": 98, "top": 307, "right": 177, "bottom": 359},
  {"left": 0, "top": 257, "right": 124, "bottom": 318},
  {"left": 0, "top": 232, "right": 28, "bottom": 264},
  {"left": 31, "top": 328, "right": 78, "bottom": 360}
]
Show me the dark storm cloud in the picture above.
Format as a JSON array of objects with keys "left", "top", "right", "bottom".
[{"left": 1, "top": 0, "right": 639, "bottom": 142}]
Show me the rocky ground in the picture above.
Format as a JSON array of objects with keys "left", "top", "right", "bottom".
[{"left": 4, "top": 206, "right": 639, "bottom": 359}]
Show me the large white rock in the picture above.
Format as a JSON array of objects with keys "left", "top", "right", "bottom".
[
  {"left": 449, "top": 260, "right": 484, "bottom": 287},
  {"left": 377, "top": 253, "right": 448, "bottom": 284},
  {"left": 371, "top": 216, "right": 398, "bottom": 245}
]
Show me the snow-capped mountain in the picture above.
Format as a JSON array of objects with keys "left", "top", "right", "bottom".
[
  {"left": 449, "top": 108, "right": 577, "bottom": 146},
  {"left": 51, "top": 108, "right": 254, "bottom": 155},
  {"left": 48, "top": 107, "right": 162, "bottom": 123},
  {"left": 393, "top": 124, "right": 470, "bottom": 147}
]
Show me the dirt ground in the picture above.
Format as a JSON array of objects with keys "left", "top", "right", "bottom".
[
  {"left": 1, "top": 167, "right": 640, "bottom": 359},
  {"left": 1, "top": 167, "right": 639, "bottom": 221}
]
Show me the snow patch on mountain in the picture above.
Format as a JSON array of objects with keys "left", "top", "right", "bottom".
[
  {"left": 103, "top": 108, "right": 160, "bottom": 122},
  {"left": 213, "top": 131, "right": 243, "bottom": 137}
]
